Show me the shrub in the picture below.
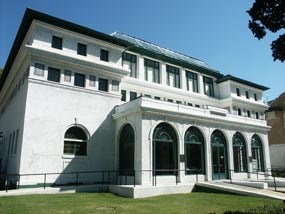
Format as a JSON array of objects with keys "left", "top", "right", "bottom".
[{"left": 224, "top": 204, "right": 285, "bottom": 214}]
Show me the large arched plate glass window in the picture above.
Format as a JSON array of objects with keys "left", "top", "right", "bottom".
[
  {"left": 64, "top": 126, "right": 88, "bottom": 156},
  {"left": 153, "top": 123, "right": 178, "bottom": 175},
  {"left": 184, "top": 127, "right": 205, "bottom": 175},
  {"left": 251, "top": 134, "right": 264, "bottom": 172},
  {"left": 119, "top": 124, "right": 135, "bottom": 176},
  {"left": 233, "top": 132, "right": 247, "bottom": 173}
]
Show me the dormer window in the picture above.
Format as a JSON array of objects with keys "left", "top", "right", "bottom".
[{"left": 51, "top": 36, "right": 62, "bottom": 50}]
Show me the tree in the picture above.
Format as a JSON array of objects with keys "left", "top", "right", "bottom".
[
  {"left": 0, "top": 68, "right": 2, "bottom": 78},
  {"left": 247, "top": 0, "right": 285, "bottom": 62}
]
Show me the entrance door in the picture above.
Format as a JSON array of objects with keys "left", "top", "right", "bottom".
[
  {"left": 211, "top": 130, "right": 228, "bottom": 180},
  {"left": 212, "top": 145, "right": 227, "bottom": 179}
]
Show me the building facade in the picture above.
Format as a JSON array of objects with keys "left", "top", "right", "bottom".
[
  {"left": 0, "top": 9, "right": 270, "bottom": 188},
  {"left": 266, "top": 93, "right": 285, "bottom": 169}
]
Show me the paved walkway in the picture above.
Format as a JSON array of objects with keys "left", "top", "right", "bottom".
[{"left": 197, "top": 181, "right": 285, "bottom": 201}]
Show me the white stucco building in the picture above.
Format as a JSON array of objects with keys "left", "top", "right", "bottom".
[{"left": 0, "top": 9, "right": 270, "bottom": 193}]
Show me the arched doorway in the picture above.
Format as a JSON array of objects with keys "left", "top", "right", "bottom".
[
  {"left": 153, "top": 123, "right": 178, "bottom": 175},
  {"left": 251, "top": 134, "right": 264, "bottom": 172},
  {"left": 211, "top": 130, "right": 228, "bottom": 180},
  {"left": 119, "top": 124, "right": 135, "bottom": 176},
  {"left": 233, "top": 132, "right": 247, "bottom": 172},
  {"left": 184, "top": 126, "right": 205, "bottom": 175}
]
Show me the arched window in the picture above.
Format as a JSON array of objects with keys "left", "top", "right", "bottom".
[
  {"left": 184, "top": 127, "right": 205, "bottom": 175},
  {"left": 211, "top": 130, "right": 228, "bottom": 180},
  {"left": 233, "top": 132, "right": 247, "bottom": 172},
  {"left": 119, "top": 124, "right": 135, "bottom": 176},
  {"left": 251, "top": 134, "right": 264, "bottom": 172},
  {"left": 153, "top": 123, "right": 178, "bottom": 175},
  {"left": 64, "top": 126, "right": 88, "bottom": 156}
]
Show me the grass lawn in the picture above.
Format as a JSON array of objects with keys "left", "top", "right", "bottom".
[{"left": 0, "top": 192, "right": 283, "bottom": 214}]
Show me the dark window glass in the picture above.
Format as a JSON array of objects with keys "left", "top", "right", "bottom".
[
  {"left": 167, "top": 99, "right": 173, "bottom": 103},
  {"left": 246, "top": 91, "right": 249, "bottom": 99},
  {"left": 100, "top": 49, "right": 109, "bottom": 62},
  {"left": 119, "top": 124, "right": 135, "bottom": 176},
  {"left": 130, "top": 91, "right": 137, "bottom": 101},
  {"left": 64, "top": 70, "right": 71, "bottom": 82},
  {"left": 52, "top": 36, "right": 62, "bottom": 50},
  {"left": 99, "top": 78, "right": 108, "bottom": 91},
  {"left": 64, "top": 126, "right": 87, "bottom": 156},
  {"left": 247, "top": 110, "right": 251, "bottom": 117},
  {"left": 176, "top": 101, "right": 182, "bottom": 104},
  {"left": 154, "top": 96, "right": 161, "bottom": 100},
  {"left": 123, "top": 52, "right": 137, "bottom": 78},
  {"left": 77, "top": 43, "right": 87, "bottom": 56},
  {"left": 121, "top": 90, "right": 126, "bottom": 101},
  {"left": 186, "top": 71, "right": 198, "bottom": 92},
  {"left": 74, "top": 73, "right": 85, "bottom": 87},
  {"left": 188, "top": 103, "right": 193, "bottom": 106},
  {"left": 254, "top": 93, "right": 258, "bottom": 101},
  {"left": 251, "top": 134, "right": 264, "bottom": 172},
  {"left": 203, "top": 76, "right": 214, "bottom": 97},
  {"left": 47, "top": 67, "right": 60, "bottom": 82},
  {"left": 238, "top": 108, "right": 242, "bottom": 116},
  {"left": 89, "top": 75, "right": 96, "bottom": 87},
  {"left": 255, "top": 112, "right": 259, "bottom": 119},
  {"left": 144, "top": 58, "right": 160, "bottom": 83},
  {"left": 167, "top": 65, "right": 180, "bottom": 88},
  {"left": 236, "top": 88, "right": 240, "bottom": 96}
]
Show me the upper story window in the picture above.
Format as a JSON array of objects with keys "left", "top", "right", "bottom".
[
  {"left": 246, "top": 91, "right": 249, "bottom": 99},
  {"left": 144, "top": 58, "right": 160, "bottom": 83},
  {"left": 130, "top": 91, "right": 137, "bottom": 101},
  {"left": 100, "top": 49, "right": 109, "bottom": 62},
  {"left": 122, "top": 52, "right": 137, "bottom": 78},
  {"left": 47, "top": 67, "right": 60, "bottom": 82},
  {"left": 34, "top": 63, "right": 45, "bottom": 76},
  {"left": 238, "top": 108, "right": 242, "bottom": 116},
  {"left": 77, "top": 43, "right": 87, "bottom": 56},
  {"left": 112, "top": 80, "right": 119, "bottom": 91},
  {"left": 236, "top": 88, "right": 240, "bottom": 96},
  {"left": 166, "top": 65, "right": 180, "bottom": 88},
  {"left": 247, "top": 110, "right": 251, "bottom": 117},
  {"left": 64, "top": 70, "right": 71, "bottom": 82},
  {"left": 74, "top": 73, "right": 85, "bottom": 87},
  {"left": 186, "top": 71, "right": 198, "bottom": 93},
  {"left": 89, "top": 75, "right": 96, "bottom": 87},
  {"left": 99, "top": 78, "right": 108, "bottom": 92},
  {"left": 203, "top": 76, "right": 214, "bottom": 97},
  {"left": 254, "top": 93, "right": 258, "bottom": 101},
  {"left": 51, "top": 36, "right": 63, "bottom": 50},
  {"left": 121, "top": 90, "right": 126, "bottom": 101}
]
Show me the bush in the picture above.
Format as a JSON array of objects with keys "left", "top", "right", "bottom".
[{"left": 224, "top": 204, "right": 285, "bottom": 214}]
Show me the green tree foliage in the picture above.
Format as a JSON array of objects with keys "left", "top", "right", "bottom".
[{"left": 247, "top": 0, "right": 285, "bottom": 62}]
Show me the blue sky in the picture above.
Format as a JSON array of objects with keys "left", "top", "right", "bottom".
[{"left": 0, "top": 0, "right": 284, "bottom": 101}]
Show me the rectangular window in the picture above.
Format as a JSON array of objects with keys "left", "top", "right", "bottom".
[
  {"left": 167, "top": 99, "right": 173, "bottom": 103},
  {"left": 74, "top": 73, "right": 85, "bottom": 87},
  {"left": 187, "top": 103, "right": 193, "bottom": 106},
  {"left": 51, "top": 36, "right": 62, "bottom": 50},
  {"left": 195, "top": 104, "right": 200, "bottom": 108},
  {"left": 238, "top": 108, "right": 242, "bottom": 116},
  {"left": 203, "top": 76, "right": 214, "bottom": 97},
  {"left": 130, "top": 91, "right": 137, "bottom": 101},
  {"left": 77, "top": 43, "right": 87, "bottom": 56},
  {"left": 98, "top": 78, "right": 108, "bottom": 91},
  {"left": 176, "top": 101, "right": 182, "bottom": 104},
  {"left": 256, "top": 112, "right": 259, "bottom": 119},
  {"left": 154, "top": 96, "right": 161, "bottom": 100},
  {"left": 89, "top": 75, "right": 96, "bottom": 87},
  {"left": 122, "top": 52, "right": 137, "bottom": 78},
  {"left": 246, "top": 91, "right": 249, "bottom": 99},
  {"left": 64, "top": 70, "right": 71, "bottom": 82},
  {"left": 167, "top": 65, "right": 180, "bottom": 88},
  {"left": 186, "top": 71, "right": 198, "bottom": 92},
  {"left": 100, "top": 49, "right": 109, "bottom": 62},
  {"left": 254, "top": 93, "right": 258, "bottom": 101},
  {"left": 121, "top": 90, "right": 126, "bottom": 101},
  {"left": 34, "top": 63, "right": 45, "bottom": 76},
  {"left": 144, "top": 58, "right": 160, "bottom": 83},
  {"left": 236, "top": 88, "right": 240, "bottom": 96},
  {"left": 47, "top": 67, "right": 60, "bottom": 82},
  {"left": 247, "top": 110, "right": 251, "bottom": 117},
  {"left": 112, "top": 80, "right": 119, "bottom": 91}
]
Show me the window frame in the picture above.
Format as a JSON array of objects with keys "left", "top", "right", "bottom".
[
  {"left": 77, "top": 43, "right": 87, "bottom": 56},
  {"left": 34, "top": 63, "right": 45, "bottom": 76},
  {"left": 203, "top": 76, "right": 214, "bottom": 97},
  {"left": 186, "top": 70, "right": 198, "bottom": 93},
  {"left": 166, "top": 65, "right": 180, "bottom": 88},
  {"left": 47, "top": 67, "right": 60, "bottom": 83},
  {"left": 74, "top": 72, "right": 85, "bottom": 88},
  {"left": 100, "top": 49, "right": 109, "bottom": 62},
  {"left": 144, "top": 58, "right": 160, "bottom": 83},
  {"left": 98, "top": 78, "right": 108, "bottom": 92},
  {"left": 51, "top": 35, "right": 63, "bottom": 50},
  {"left": 122, "top": 52, "right": 137, "bottom": 78}
]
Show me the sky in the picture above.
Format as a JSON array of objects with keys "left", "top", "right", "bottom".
[{"left": 0, "top": 0, "right": 284, "bottom": 101}]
